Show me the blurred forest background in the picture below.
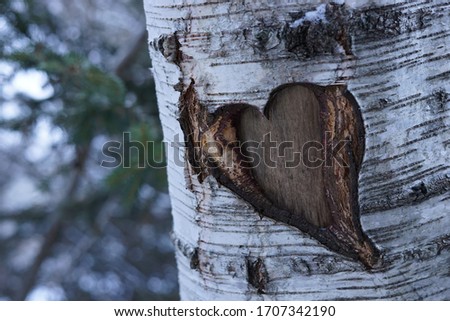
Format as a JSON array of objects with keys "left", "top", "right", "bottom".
[{"left": 0, "top": 0, "right": 178, "bottom": 300}]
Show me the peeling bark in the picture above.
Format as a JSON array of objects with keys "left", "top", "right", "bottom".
[{"left": 145, "top": 0, "right": 450, "bottom": 300}]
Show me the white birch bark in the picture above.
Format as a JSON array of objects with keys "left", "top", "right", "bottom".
[{"left": 144, "top": 0, "right": 450, "bottom": 300}]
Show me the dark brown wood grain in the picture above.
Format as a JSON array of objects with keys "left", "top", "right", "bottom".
[{"left": 239, "top": 86, "right": 331, "bottom": 227}]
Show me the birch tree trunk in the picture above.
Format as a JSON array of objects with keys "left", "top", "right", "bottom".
[{"left": 144, "top": 0, "right": 450, "bottom": 300}]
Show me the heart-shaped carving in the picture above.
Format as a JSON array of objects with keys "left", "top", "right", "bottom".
[
  {"left": 239, "top": 86, "right": 330, "bottom": 227},
  {"left": 180, "top": 82, "right": 379, "bottom": 268}
]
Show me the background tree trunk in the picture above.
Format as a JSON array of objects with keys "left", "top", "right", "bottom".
[{"left": 145, "top": 0, "right": 450, "bottom": 300}]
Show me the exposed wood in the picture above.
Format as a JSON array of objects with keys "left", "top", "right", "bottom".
[
  {"left": 240, "top": 85, "right": 329, "bottom": 227},
  {"left": 180, "top": 82, "right": 378, "bottom": 266}
]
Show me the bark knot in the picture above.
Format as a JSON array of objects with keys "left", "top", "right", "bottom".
[
  {"left": 284, "top": 3, "right": 352, "bottom": 58},
  {"left": 246, "top": 257, "right": 268, "bottom": 294},
  {"left": 152, "top": 33, "right": 181, "bottom": 65}
]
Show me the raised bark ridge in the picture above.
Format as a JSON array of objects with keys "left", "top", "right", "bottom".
[{"left": 180, "top": 81, "right": 379, "bottom": 268}]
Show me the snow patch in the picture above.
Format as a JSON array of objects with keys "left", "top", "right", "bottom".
[
  {"left": 3, "top": 69, "right": 54, "bottom": 101},
  {"left": 26, "top": 284, "right": 67, "bottom": 301},
  {"left": 290, "top": 4, "right": 327, "bottom": 28},
  {"left": 24, "top": 117, "right": 65, "bottom": 162}
]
